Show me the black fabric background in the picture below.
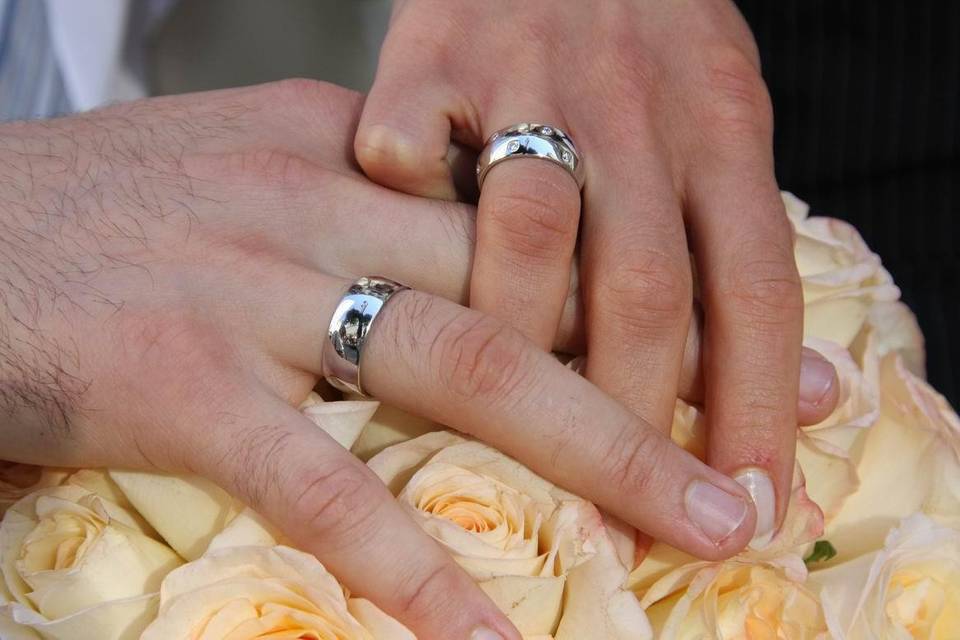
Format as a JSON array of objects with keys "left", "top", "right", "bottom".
[{"left": 736, "top": 0, "right": 959, "bottom": 407}]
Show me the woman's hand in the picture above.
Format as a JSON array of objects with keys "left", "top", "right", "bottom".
[
  {"left": 357, "top": 0, "right": 808, "bottom": 549},
  {"left": 0, "top": 81, "right": 774, "bottom": 640}
]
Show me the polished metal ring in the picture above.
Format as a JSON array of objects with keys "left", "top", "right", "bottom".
[
  {"left": 323, "top": 276, "right": 409, "bottom": 397},
  {"left": 476, "top": 123, "right": 584, "bottom": 190}
]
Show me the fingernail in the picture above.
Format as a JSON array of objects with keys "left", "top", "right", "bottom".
[
  {"left": 800, "top": 348, "right": 837, "bottom": 407},
  {"left": 735, "top": 468, "right": 776, "bottom": 550},
  {"left": 471, "top": 627, "right": 505, "bottom": 640},
  {"left": 684, "top": 480, "right": 749, "bottom": 544}
]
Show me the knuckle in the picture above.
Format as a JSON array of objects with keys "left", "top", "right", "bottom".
[
  {"left": 718, "top": 389, "right": 791, "bottom": 460},
  {"left": 429, "top": 312, "right": 533, "bottom": 404},
  {"left": 289, "top": 462, "right": 381, "bottom": 542},
  {"left": 116, "top": 310, "right": 234, "bottom": 390},
  {"left": 698, "top": 47, "right": 773, "bottom": 143},
  {"left": 354, "top": 123, "right": 418, "bottom": 175},
  {"left": 484, "top": 177, "right": 579, "bottom": 260},
  {"left": 225, "top": 423, "right": 296, "bottom": 509},
  {"left": 598, "top": 44, "right": 661, "bottom": 108},
  {"left": 725, "top": 399, "right": 786, "bottom": 451},
  {"left": 110, "top": 311, "right": 246, "bottom": 463},
  {"left": 395, "top": 562, "right": 464, "bottom": 623},
  {"left": 723, "top": 243, "right": 803, "bottom": 322},
  {"left": 605, "top": 424, "right": 666, "bottom": 497},
  {"left": 594, "top": 249, "right": 691, "bottom": 331},
  {"left": 224, "top": 148, "right": 322, "bottom": 188}
]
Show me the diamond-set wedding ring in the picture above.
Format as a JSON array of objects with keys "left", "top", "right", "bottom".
[{"left": 476, "top": 123, "right": 584, "bottom": 190}]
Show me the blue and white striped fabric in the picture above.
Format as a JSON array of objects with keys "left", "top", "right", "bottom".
[{"left": 0, "top": 0, "right": 71, "bottom": 121}]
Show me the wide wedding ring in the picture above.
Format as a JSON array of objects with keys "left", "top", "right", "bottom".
[
  {"left": 476, "top": 123, "right": 584, "bottom": 190},
  {"left": 323, "top": 276, "right": 409, "bottom": 397}
]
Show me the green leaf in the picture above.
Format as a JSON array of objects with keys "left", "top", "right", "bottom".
[{"left": 804, "top": 540, "right": 837, "bottom": 565}]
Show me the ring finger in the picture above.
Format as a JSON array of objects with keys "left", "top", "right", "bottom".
[
  {"left": 471, "top": 104, "right": 582, "bottom": 350},
  {"left": 274, "top": 271, "right": 758, "bottom": 559}
]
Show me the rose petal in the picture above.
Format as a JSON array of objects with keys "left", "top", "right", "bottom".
[
  {"left": 0, "top": 608, "right": 41, "bottom": 639},
  {"left": 109, "top": 471, "right": 239, "bottom": 561},
  {"left": 144, "top": 545, "right": 411, "bottom": 640},
  {"left": 479, "top": 575, "right": 566, "bottom": 636},
  {"left": 866, "top": 301, "right": 925, "bottom": 378},
  {"left": 0, "top": 466, "right": 68, "bottom": 518},
  {"left": 787, "top": 193, "right": 900, "bottom": 347},
  {"left": 23, "top": 524, "right": 179, "bottom": 619},
  {"left": 555, "top": 527, "right": 653, "bottom": 640},
  {"left": 298, "top": 394, "right": 380, "bottom": 451},
  {"left": 4, "top": 593, "right": 160, "bottom": 640},
  {"left": 346, "top": 599, "right": 416, "bottom": 640},
  {"left": 823, "top": 354, "right": 960, "bottom": 561},
  {"left": 811, "top": 514, "right": 960, "bottom": 639},
  {"left": 350, "top": 403, "right": 444, "bottom": 462},
  {"left": 204, "top": 507, "right": 280, "bottom": 553}
]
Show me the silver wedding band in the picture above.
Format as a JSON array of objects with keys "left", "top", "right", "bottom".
[
  {"left": 323, "top": 276, "right": 409, "bottom": 397},
  {"left": 476, "top": 123, "right": 584, "bottom": 190}
]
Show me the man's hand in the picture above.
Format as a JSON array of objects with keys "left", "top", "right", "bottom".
[
  {"left": 357, "top": 0, "right": 813, "bottom": 548},
  {"left": 0, "top": 80, "right": 780, "bottom": 639}
]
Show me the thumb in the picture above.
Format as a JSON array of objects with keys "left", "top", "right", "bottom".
[{"left": 356, "top": 70, "right": 460, "bottom": 200}]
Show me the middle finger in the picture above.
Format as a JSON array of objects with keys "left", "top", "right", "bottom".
[{"left": 579, "top": 134, "right": 691, "bottom": 432}]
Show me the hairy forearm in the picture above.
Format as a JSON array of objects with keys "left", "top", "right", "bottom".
[
  {"left": 0, "top": 122, "right": 94, "bottom": 441},
  {"left": 0, "top": 102, "right": 238, "bottom": 451},
  {"left": 0, "top": 211, "right": 78, "bottom": 440}
]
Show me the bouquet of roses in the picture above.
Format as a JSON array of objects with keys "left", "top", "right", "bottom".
[{"left": 1, "top": 193, "right": 957, "bottom": 639}]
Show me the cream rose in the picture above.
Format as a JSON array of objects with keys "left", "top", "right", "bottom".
[
  {"left": 785, "top": 191, "right": 900, "bottom": 347},
  {"left": 141, "top": 544, "right": 414, "bottom": 640},
  {"left": 819, "top": 351, "right": 960, "bottom": 561},
  {"left": 811, "top": 514, "right": 960, "bottom": 639},
  {"left": 631, "top": 553, "right": 828, "bottom": 640},
  {"left": 0, "top": 471, "right": 182, "bottom": 640},
  {"left": 366, "top": 431, "right": 651, "bottom": 639},
  {"left": 0, "top": 465, "right": 68, "bottom": 518}
]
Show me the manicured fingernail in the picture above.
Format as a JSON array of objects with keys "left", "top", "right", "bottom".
[
  {"left": 471, "top": 627, "right": 505, "bottom": 640},
  {"left": 800, "top": 348, "right": 837, "bottom": 407},
  {"left": 684, "top": 480, "right": 749, "bottom": 544},
  {"left": 735, "top": 468, "right": 776, "bottom": 550}
]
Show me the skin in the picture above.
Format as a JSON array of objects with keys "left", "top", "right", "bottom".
[
  {"left": 0, "top": 81, "right": 835, "bottom": 639},
  {"left": 357, "top": 0, "right": 808, "bottom": 544}
]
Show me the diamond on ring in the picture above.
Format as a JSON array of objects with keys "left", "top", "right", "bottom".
[{"left": 475, "top": 123, "right": 584, "bottom": 190}]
